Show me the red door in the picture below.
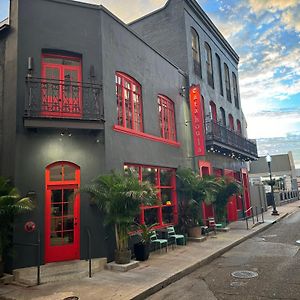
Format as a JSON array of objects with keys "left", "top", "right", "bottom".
[
  {"left": 41, "top": 54, "right": 82, "bottom": 118},
  {"left": 45, "top": 162, "right": 80, "bottom": 263}
]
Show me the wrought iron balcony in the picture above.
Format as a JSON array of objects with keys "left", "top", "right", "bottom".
[
  {"left": 205, "top": 120, "right": 258, "bottom": 160},
  {"left": 24, "top": 77, "right": 103, "bottom": 129}
]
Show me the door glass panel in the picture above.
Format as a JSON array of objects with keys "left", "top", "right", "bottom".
[
  {"left": 63, "top": 69, "right": 80, "bottom": 114},
  {"left": 50, "top": 189, "right": 75, "bottom": 246},
  {"left": 64, "top": 165, "right": 76, "bottom": 181},
  {"left": 50, "top": 165, "right": 62, "bottom": 181}
]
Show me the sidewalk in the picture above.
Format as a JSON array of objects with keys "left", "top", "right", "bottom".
[{"left": 1, "top": 201, "right": 299, "bottom": 300}]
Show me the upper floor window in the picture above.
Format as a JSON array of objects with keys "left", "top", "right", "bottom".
[
  {"left": 224, "top": 63, "right": 232, "bottom": 103},
  {"left": 232, "top": 72, "right": 239, "bottom": 109},
  {"left": 115, "top": 72, "right": 143, "bottom": 132},
  {"left": 209, "top": 101, "right": 217, "bottom": 122},
  {"left": 220, "top": 107, "right": 226, "bottom": 127},
  {"left": 215, "top": 54, "right": 223, "bottom": 96},
  {"left": 158, "top": 95, "right": 176, "bottom": 141},
  {"left": 204, "top": 42, "right": 214, "bottom": 88},
  {"left": 191, "top": 27, "right": 202, "bottom": 78},
  {"left": 41, "top": 54, "right": 82, "bottom": 118},
  {"left": 228, "top": 114, "right": 234, "bottom": 130},
  {"left": 237, "top": 119, "right": 242, "bottom": 135}
]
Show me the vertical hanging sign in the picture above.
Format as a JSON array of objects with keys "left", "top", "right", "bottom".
[{"left": 189, "top": 85, "right": 205, "bottom": 156}]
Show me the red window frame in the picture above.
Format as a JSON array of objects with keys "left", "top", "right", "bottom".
[
  {"left": 158, "top": 95, "right": 177, "bottom": 141},
  {"left": 41, "top": 54, "right": 82, "bottom": 118},
  {"left": 115, "top": 72, "right": 143, "bottom": 132},
  {"left": 124, "top": 164, "right": 178, "bottom": 228}
]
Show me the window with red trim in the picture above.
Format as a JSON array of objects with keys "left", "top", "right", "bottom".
[
  {"left": 115, "top": 72, "right": 143, "bottom": 132},
  {"left": 124, "top": 164, "right": 178, "bottom": 228},
  {"left": 209, "top": 101, "right": 217, "bottom": 122},
  {"left": 228, "top": 114, "right": 234, "bottom": 130},
  {"left": 158, "top": 95, "right": 177, "bottom": 141},
  {"left": 41, "top": 54, "right": 82, "bottom": 118},
  {"left": 236, "top": 119, "right": 242, "bottom": 135}
]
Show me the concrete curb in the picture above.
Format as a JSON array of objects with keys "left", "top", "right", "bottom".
[{"left": 132, "top": 212, "right": 290, "bottom": 300}]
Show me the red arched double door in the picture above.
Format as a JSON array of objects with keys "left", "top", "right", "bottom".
[{"left": 45, "top": 161, "right": 80, "bottom": 263}]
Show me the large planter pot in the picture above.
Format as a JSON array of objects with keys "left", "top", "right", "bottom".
[
  {"left": 134, "top": 242, "right": 150, "bottom": 261},
  {"left": 188, "top": 226, "right": 201, "bottom": 238},
  {"left": 114, "top": 249, "right": 131, "bottom": 264}
]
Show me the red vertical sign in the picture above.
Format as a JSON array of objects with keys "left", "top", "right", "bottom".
[{"left": 190, "top": 85, "right": 205, "bottom": 156}]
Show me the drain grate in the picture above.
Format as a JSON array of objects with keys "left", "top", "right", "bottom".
[
  {"left": 63, "top": 297, "right": 79, "bottom": 300},
  {"left": 231, "top": 270, "right": 258, "bottom": 279}
]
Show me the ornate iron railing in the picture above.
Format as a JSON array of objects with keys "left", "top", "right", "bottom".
[
  {"left": 24, "top": 77, "right": 103, "bottom": 120},
  {"left": 205, "top": 120, "right": 258, "bottom": 157}
]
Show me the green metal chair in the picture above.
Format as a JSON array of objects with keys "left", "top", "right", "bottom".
[
  {"left": 167, "top": 226, "right": 186, "bottom": 246},
  {"left": 150, "top": 231, "right": 168, "bottom": 253}
]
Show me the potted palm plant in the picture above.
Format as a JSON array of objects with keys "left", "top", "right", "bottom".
[
  {"left": 214, "top": 177, "right": 241, "bottom": 224},
  {"left": 83, "top": 172, "right": 157, "bottom": 264},
  {"left": 0, "top": 177, "right": 34, "bottom": 277},
  {"left": 133, "top": 223, "right": 156, "bottom": 261},
  {"left": 176, "top": 168, "right": 219, "bottom": 237}
]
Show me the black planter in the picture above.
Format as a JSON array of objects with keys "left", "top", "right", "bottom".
[{"left": 134, "top": 242, "right": 150, "bottom": 261}]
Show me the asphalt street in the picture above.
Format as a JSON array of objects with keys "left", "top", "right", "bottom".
[{"left": 147, "top": 211, "right": 300, "bottom": 300}]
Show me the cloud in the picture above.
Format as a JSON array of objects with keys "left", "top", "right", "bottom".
[
  {"left": 248, "top": 0, "right": 299, "bottom": 14},
  {"left": 281, "top": 9, "right": 300, "bottom": 32},
  {"left": 74, "top": 0, "right": 167, "bottom": 23}
]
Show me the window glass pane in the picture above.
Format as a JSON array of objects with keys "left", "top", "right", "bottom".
[
  {"left": 142, "top": 167, "right": 157, "bottom": 185},
  {"left": 161, "top": 188, "right": 172, "bottom": 205},
  {"left": 160, "top": 169, "right": 172, "bottom": 186},
  {"left": 162, "top": 206, "right": 173, "bottom": 224},
  {"left": 124, "top": 165, "right": 139, "bottom": 179},
  {"left": 63, "top": 189, "right": 75, "bottom": 215},
  {"left": 64, "top": 165, "right": 76, "bottom": 181},
  {"left": 43, "top": 57, "right": 80, "bottom": 66},
  {"left": 62, "top": 217, "right": 74, "bottom": 244},
  {"left": 50, "top": 164, "right": 62, "bottom": 181},
  {"left": 144, "top": 208, "right": 159, "bottom": 226}
]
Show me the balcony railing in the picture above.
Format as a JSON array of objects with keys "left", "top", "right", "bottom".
[
  {"left": 205, "top": 120, "right": 258, "bottom": 158},
  {"left": 24, "top": 77, "right": 103, "bottom": 121}
]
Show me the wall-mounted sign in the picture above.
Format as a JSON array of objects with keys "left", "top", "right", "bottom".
[
  {"left": 189, "top": 85, "right": 205, "bottom": 156},
  {"left": 24, "top": 221, "right": 36, "bottom": 232}
]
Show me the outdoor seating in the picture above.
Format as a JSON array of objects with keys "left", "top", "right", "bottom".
[
  {"left": 167, "top": 226, "right": 186, "bottom": 246},
  {"left": 150, "top": 231, "right": 168, "bottom": 253},
  {"left": 206, "top": 217, "right": 217, "bottom": 234}
]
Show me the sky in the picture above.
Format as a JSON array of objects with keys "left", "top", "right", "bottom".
[{"left": 1, "top": 0, "right": 300, "bottom": 166}]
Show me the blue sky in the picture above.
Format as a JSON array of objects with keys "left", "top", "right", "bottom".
[{"left": 1, "top": 0, "right": 300, "bottom": 166}]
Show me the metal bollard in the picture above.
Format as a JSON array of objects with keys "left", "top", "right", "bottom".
[
  {"left": 261, "top": 207, "right": 264, "bottom": 223},
  {"left": 255, "top": 206, "right": 259, "bottom": 222},
  {"left": 251, "top": 207, "right": 255, "bottom": 224}
]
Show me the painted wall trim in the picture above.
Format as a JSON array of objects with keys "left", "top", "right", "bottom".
[{"left": 113, "top": 125, "right": 181, "bottom": 147}]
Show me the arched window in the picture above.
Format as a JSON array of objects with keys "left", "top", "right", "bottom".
[
  {"left": 224, "top": 63, "right": 231, "bottom": 103},
  {"left": 191, "top": 27, "right": 202, "bottom": 77},
  {"left": 228, "top": 114, "right": 234, "bottom": 130},
  {"left": 215, "top": 53, "right": 223, "bottom": 96},
  {"left": 115, "top": 72, "right": 143, "bottom": 132},
  {"left": 232, "top": 72, "right": 239, "bottom": 109},
  {"left": 158, "top": 95, "right": 177, "bottom": 141},
  {"left": 220, "top": 107, "right": 226, "bottom": 127},
  {"left": 205, "top": 42, "right": 214, "bottom": 88},
  {"left": 237, "top": 119, "right": 242, "bottom": 135},
  {"left": 209, "top": 101, "right": 217, "bottom": 122}
]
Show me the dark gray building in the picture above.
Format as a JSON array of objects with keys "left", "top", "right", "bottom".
[
  {"left": 130, "top": 0, "right": 257, "bottom": 221},
  {"left": 0, "top": 0, "right": 257, "bottom": 272}
]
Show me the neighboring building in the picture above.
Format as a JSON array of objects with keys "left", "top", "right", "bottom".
[
  {"left": 249, "top": 151, "right": 298, "bottom": 192},
  {"left": 0, "top": 0, "right": 257, "bottom": 271}
]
